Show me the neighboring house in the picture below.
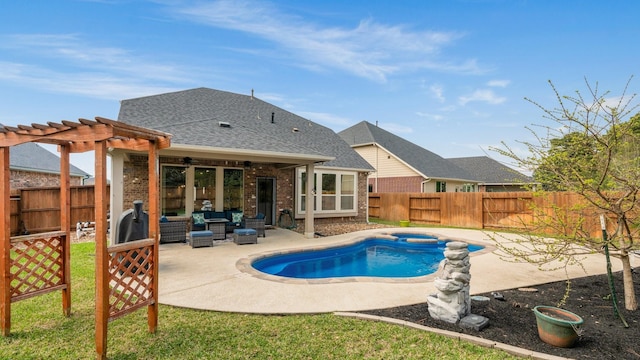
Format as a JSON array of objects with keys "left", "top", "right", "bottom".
[
  {"left": 8, "top": 141, "right": 89, "bottom": 188},
  {"left": 338, "top": 121, "right": 477, "bottom": 193},
  {"left": 447, "top": 156, "right": 534, "bottom": 192},
  {"left": 113, "top": 88, "right": 374, "bottom": 235}
]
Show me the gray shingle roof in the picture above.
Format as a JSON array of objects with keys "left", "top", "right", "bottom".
[
  {"left": 338, "top": 121, "right": 474, "bottom": 181},
  {"left": 447, "top": 156, "right": 532, "bottom": 184},
  {"left": 10, "top": 142, "right": 89, "bottom": 177},
  {"left": 117, "top": 88, "right": 373, "bottom": 171}
]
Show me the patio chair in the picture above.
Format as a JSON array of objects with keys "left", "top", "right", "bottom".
[{"left": 242, "top": 213, "right": 266, "bottom": 237}]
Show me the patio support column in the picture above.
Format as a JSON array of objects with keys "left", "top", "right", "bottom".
[
  {"left": 304, "top": 163, "right": 315, "bottom": 239},
  {"left": 110, "top": 151, "right": 124, "bottom": 242},
  {"left": 0, "top": 147, "right": 10, "bottom": 336}
]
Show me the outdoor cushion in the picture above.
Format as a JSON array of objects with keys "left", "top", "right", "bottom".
[
  {"left": 234, "top": 228, "right": 257, "bottom": 235},
  {"left": 231, "top": 211, "right": 244, "bottom": 223},
  {"left": 192, "top": 212, "right": 205, "bottom": 225}
]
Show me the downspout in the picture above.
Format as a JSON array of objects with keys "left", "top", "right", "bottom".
[
  {"left": 421, "top": 178, "right": 431, "bottom": 193},
  {"left": 375, "top": 143, "right": 379, "bottom": 192}
]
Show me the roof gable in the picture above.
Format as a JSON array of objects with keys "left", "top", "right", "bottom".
[
  {"left": 118, "top": 88, "right": 373, "bottom": 170},
  {"left": 339, "top": 121, "right": 473, "bottom": 181}
]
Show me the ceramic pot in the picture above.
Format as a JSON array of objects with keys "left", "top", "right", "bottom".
[
  {"left": 533, "top": 305, "right": 583, "bottom": 348},
  {"left": 399, "top": 220, "right": 410, "bottom": 227}
]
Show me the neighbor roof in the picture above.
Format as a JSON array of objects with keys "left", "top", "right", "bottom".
[
  {"left": 117, "top": 88, "right": 373, "bottom": 171},
  {"left": 338, "top": 121, "right": 474, "bottom": 181},
  {"left": 10, "top": 142, "right": 89, "bottom": 177},
  {"left": 447, "top": 156, "right": 532, "bottom": 185}
]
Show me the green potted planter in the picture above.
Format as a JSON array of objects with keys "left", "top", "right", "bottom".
[
  {"left": 399, "top": 220, "right": 410, "bottom": 227},
  {"left": 533, "top": 305, "right": 583, "bottom": 348}
]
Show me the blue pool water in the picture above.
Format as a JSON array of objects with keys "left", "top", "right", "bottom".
[{"left": 252, "top": 234, "right": 483, "bottom": 279}]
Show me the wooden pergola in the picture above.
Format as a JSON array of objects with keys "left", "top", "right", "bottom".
[{"left": 0, "top": 117, "right": 171, "bottom": 359}]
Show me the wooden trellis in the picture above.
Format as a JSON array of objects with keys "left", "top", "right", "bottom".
[{"left": 0, "top": 117, "right": 171, "bottom": 359}]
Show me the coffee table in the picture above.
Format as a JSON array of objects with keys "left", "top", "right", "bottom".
[{"left": 204, "top": 218, "right": 228, "bottom": 240}]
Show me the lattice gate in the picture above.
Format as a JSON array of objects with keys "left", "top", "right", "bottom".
[
  {"left": 107, "top": 239, "right": 155, "bottom": 320},
  {"left": 9, "top": 231, "right": 70, "bottom": 307}
]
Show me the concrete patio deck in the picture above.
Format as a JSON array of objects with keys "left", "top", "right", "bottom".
[{"left": 157, "top": 227, "right": 639, "bottom": 314}]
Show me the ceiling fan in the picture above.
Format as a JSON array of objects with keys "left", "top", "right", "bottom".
[{"left": 182, "top": 157, "right": 199, "bottom": 166}]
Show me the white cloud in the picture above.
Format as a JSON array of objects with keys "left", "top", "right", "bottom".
[
  {"left": 487, "top": 79, "right": 510, "bottom": 87},
  {"left": 459, "top": 89, "right": 506, "bottom": 105},
  {"left": 416, "top": 112, "right": 444, "bottom": 121},
  {"left": 429, "top": 84, "right": 446, "bottom": 103},
  {"left": 173, "top": 0, "right": 483, "bottom": 82},
  {"left": 0, "top": 34, "right": 194, "bottom": 100}
]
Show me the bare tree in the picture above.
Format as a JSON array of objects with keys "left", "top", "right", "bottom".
[{"left": 492, "top": 77, "right": 639, "bottom": 311}]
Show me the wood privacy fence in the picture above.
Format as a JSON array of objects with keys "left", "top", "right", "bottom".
[
  {"left": 11, "top": 185, "right": 110, "bottom": 236},
  {"left": 369, "top": 192, "right": 609, "bottom": 238}
]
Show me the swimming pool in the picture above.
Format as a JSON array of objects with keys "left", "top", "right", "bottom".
[{"left": 251, "top": 233, "right": 483, "bottom": 279}]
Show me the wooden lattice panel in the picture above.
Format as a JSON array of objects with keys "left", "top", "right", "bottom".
[
  {"left": 10, "top": 232, "right": 67, "bottom": 302},
  {"left": 108, "top": 242, "right": 155, "bottom": 320}
]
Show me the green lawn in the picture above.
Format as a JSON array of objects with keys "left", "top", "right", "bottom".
[{"left": 0, "top": 242, "right": 520, "bottom": 359}]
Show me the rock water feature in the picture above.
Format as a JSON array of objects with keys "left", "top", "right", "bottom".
[{"left": 427, "top": 241, "right": 489, "bottom": 330}]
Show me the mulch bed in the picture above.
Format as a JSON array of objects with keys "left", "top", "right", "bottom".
[{"left": 361, "top": 270, "right": 640, "bottom": 359}]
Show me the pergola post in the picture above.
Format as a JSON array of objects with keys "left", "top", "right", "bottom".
[
  {"left": 0, "top": 147, "right": 11, "bottom": 336},
  {"left": 94, "top": 141, "right": 109, "bottom": 360},
  {"left": 147, "top": 142, "right": 159, "bottom": 332},
  {"left": 60, "top": 144, "right": 71, "bottom": 316}
]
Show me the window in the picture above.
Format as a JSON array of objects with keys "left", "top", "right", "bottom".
[
  {"left": 297, "top": 168, "right": 357, "bottom": 215},
  {"left": 223, "top": 169, "right": 243, "bottom": 210},
  {"left": 194, "top": 167, "right": 216, "bottom": 210},
  {"left": 341, "top": 174, "right": 355, "bottom": 210},
  {"left": 461, "top": 183, "right": 475, "bottom": 192},
  {"left": 161, "top": 163, "right": 243, "bottom": 215},
  {"left": 436, "top": 181, "right": 447, "bottom": 193},
  {"left": 162, "top": 166, "right": 187, "bottom": 216}
]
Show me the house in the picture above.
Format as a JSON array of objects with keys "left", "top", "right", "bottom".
[
  {"left": 7, "top": 141, "right": 89, "bottom": 188},
  {"left": 112, "top": 88, "right": 374, "bottom": 237},
  {"left": 338, "top": 121, "right": 477, "bottom": 193},
  {"left": 447, "top": 156, "right": 533, "bottom": 192}
]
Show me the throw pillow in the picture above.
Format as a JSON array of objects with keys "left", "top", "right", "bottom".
[
  {"left": 192, "top": 213, "right": 205, "bottom": 225},
  {"left": 232, "top": 211, "right": 243, "bottom": 223}
]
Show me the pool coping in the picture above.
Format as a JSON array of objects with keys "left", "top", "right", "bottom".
[{"left": 236, "top": 229, "right": 495, "bottom": 285}]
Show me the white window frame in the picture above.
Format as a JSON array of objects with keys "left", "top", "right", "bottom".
[{"left": 295, "top": 167, "right": 358, "bottom": 217}]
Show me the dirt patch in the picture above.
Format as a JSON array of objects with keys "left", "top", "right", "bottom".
[{"left": 362, "top": 271, "right": 640, "bottom": 359}]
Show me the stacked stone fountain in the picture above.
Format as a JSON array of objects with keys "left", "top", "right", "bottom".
[{"left": 427, "top": 241, "right": 489, "bottom": 330}]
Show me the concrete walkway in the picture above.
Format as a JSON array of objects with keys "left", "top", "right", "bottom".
[{"left": 158, "top": 227, "right": 638, "bottom": 314}]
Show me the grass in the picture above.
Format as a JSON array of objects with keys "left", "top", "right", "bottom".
[{"left": 0, "top": 242, "right": 521, "bottom": 359}]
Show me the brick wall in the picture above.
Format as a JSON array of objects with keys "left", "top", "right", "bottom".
[
  {"left": 10, "top": 170, "right": 83, "bottom": 189},
  {"left": 368, "top": 176, "right": 424, "bottom": 192}
]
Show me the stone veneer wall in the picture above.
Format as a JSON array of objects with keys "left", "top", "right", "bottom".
[
  {"left": 10, "top": 170, "right": 83, "bottom": 189},
  {"left": 122, "top": 155, "right": 367, "bottom": 224}
]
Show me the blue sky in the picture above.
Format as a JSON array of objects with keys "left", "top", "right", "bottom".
[{"left": 1, "top": 0, "right": 638, "bottom": 176}]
